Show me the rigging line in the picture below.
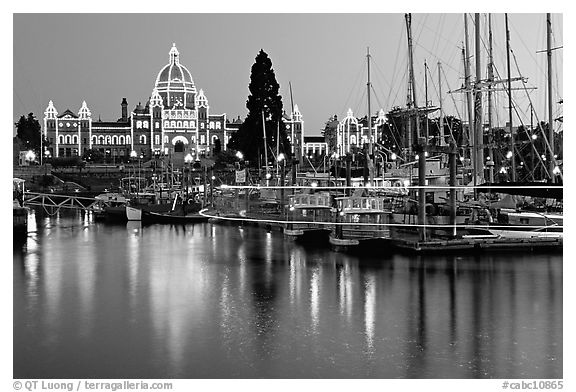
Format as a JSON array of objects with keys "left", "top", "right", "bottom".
[
  {"left": 508, "top": 18, "right": 547, "bottom": 78},
  {"left": 389, "top": 68, "right": 408, "bottom": 109},
  {"left": 387, "top": 22, "right": 406, "bottom": 108},
  {"left": 339, "top": 58, "right": 366, "bottom": 116},
  {"left": 370, "top": 57, "right": 393, "bottom": 92},
  {"left": 413, "top": 42, "right": 462, "bottom": 75},
  {"left": 511, "top": 49, "right": 560, "bottom": 180},
  {"left": 370, "top": 85, "right": 384, "bottom": 112}
]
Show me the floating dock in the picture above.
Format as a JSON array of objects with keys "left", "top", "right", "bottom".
[{"left": 389, "top": 236, "right": 563, "bottom": 253}]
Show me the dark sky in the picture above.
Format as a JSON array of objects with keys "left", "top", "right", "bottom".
[{"left": 13, "top": 13, "right": 563, "bottom": 136}]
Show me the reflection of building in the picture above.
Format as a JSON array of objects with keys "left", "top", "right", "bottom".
[
  {"left": 43, "top": 44, "right": 243, "bottom": 161},
  {"left": 336, "top": 108, "right": 387, "bottom": 156}
]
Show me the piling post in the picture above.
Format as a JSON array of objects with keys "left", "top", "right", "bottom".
[
  {"left": 449, "top": 143, "right": 457, "bottom": 237},
  {"left": 417, "top": 137, "right": 427, "bottom": 241}
]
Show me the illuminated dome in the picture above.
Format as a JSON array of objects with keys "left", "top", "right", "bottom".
[{"left": 154, "top": 43, "right": 197, "bottom": 108}]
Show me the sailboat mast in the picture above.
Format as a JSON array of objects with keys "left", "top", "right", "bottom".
[
  {"left": 547, "top": 13, "right": 555, "bottom": 179},
  {"left": 487, "top": 13, "right": 495, "bottom": 183},
  {"left": 505, "top": 14, "right": 516, "bottom": 182},
  {"left": 463, "top": 14, "right": 473, "bottom": 159},
  {"left": 366, "top": 46, "right": 374, "bottom": 184},
  {"left": 438, "top": 62, "right": 445, "bottom": 146},
  {"left": 405, "top": 13, "right": 419, "bottom": 159},
  {"left": 262, "top": 110, "right": 269, "bottom": 180},
  {"left": 474, "top": 13, "right": 484, "bottom": 185},
  {"left": 424, "top": 60, "right": 429, "bottom": 141}
]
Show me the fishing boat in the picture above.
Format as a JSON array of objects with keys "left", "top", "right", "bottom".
[
  {"left": 140, "top": 209, "right": 210, "bottom": 224},
  {"left": 284, "top": 191, "right": 332, "bottom": 242}
]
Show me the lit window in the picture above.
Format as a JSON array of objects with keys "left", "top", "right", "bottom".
[
  {"left": 136, "top": 121, "right": 142, "bottom": 129},
  {"left": 164, "top": 121, "right": 169, "bottom": 128},
  {"left": 143, "top": 121, "right": 149, "bottom": 129},
  {"left": 171, "top": 121, "right": 176, "bottom": 128},
  {"left": 209, "top": 122, "right": 215, "bottom": 130},
  {"left": 201, "top": 135, "right": 205, "bottom": 144},
  {"left": 140, "top": 135, "right": 147, "bottom": 144},
  {"left": 155, "top": 122, "right": 160, "bottom": 128},
  {"left": 184, "top": 121, "right": 188, "bottom": 128},
  {"left": 155, "top": 135, "right": 160, "bottom": 145},
  {"left": 216, "top": 122, "right": 221, "bottom": 130},
  {"left": 201, "top": 122, "right": 205, "bottom": 129}
]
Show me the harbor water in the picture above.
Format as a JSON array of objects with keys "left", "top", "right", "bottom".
[{"left": 13, "top": 209, "right": 562, "bottom": 379}]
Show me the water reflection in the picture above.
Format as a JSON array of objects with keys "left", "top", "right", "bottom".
[{"left": 14, "top": 210, "right": 562, "bottom": 379}]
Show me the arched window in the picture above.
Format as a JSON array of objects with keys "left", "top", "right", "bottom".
[
  {"left": 190, "top": 120, "right": 196, "bottom": 128},
  {"left": 136, "top": 121, "right": 142, "bottom": 129},
  {"left": 183, "top": 121, "right": 188, "bottom": 128},
  {"left": 211, "top": 135, "right": 219, "bottom": 144},
  {"left": 72, "top": 135, "right": 78, "bottom": 144},
  {"left": 119, "top": 135, "right": 125, "bottom": 145},
  {"left": 126, "top": 135, "right": 131, "bottom": 144},
  {"left": 59, "top": 135, "right": 64, "bottom": 144},
  {"left": 99, "top": 136, "right": 104, "bottom": 145},
  {"left": 92, "top": 136, "right": 97, "bottom": 145},
  {"left": 216, "top": 122, "right": 221, "bottom": 130},
  {"left": 140, "top": 135, "right": 147, "bottom": 144},
  {"left": 171, "top": 121, "right": 176, "bottom": 128},
  {"left": 177, "top": 121, "right": 182, "bottom": 128},
  {"left": 164, "top": 121, "right": 169, "bottom": 128},
  {"left": 174, "top": 140, "right": 184, "bottom": 153},
  {"left": 105, "top": 135, "right": 111, "bottom": 145},
  {"left": 350, "top": 135, "right": 357, "bottom": 145},
  {"left": 65, "top": 135, "right": 71, "bottom": 144},
  {"left": 209, "top": 122, "right": 215, "bottom": 129},
  {"left": 143, "top": 121, "right": 149, "bottom": 129},
  {"left": 155, "top": 135, "right": 160, "bottom": 145},
  {"left": 112, "top": 135, "right": 118, "bottom": 145},
  {"left": 163, "top": 136, "right": 169, "bottom": 144},
  {"left": 155, "top": 122, "right": 160, "bottom": 129}
]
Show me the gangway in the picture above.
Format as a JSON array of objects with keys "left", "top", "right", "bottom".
[{"left": 24, "top": 192, "right": 106, "bottom": 211}]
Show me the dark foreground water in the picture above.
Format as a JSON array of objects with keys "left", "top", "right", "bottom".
[{"left": 14, "top": 210, "right": 562, "bottom": 379}]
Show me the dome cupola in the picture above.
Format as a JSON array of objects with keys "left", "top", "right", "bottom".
[{"left": 154, "top": 43, "right": 197, "bottom": 109}]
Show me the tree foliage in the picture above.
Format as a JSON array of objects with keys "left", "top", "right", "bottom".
[
  {"left": 82, "top": 149, "right": 105, "bottom": 163},
  {"left": 228, "top": 49, "right": 290, "bottom": 166},
  {"left": 321, "top": 115, "right": 339, "bottom": 154},
  {"left": 15, "top": 113, "right": 47, "bottom": 156}
]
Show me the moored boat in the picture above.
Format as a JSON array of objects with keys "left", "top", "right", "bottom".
[
  {"left": 329, "top": 193, "right": 394, "bottom": 251},
  {"left": 284, "top": 191, "right": 332, "bottom": 243}
]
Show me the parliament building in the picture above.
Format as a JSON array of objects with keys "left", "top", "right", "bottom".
[{"left": 43, "top": 44, "right": 305, "bottom": 163}]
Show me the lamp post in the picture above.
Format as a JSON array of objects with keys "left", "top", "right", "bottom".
[
  {"left": 277, "top": 153, "right": 286, "bottom": 212},
  {"left": 184, "top": 153, "right": 193, "bottom": 201}
]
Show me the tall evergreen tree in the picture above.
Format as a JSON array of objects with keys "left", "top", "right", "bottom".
[
  {"left": 15, "top": 113, "right": 45, "bottom": 156},
  {"left": 228, "top": 49, "right": 290, "bottom": 166}
]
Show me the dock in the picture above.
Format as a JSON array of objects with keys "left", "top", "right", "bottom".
[{"left": 389, "top": 236, "right": 562, "bottom": 253}]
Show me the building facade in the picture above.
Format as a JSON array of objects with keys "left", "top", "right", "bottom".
[
  {"left": 45, "top": 44, "right": 307, "bottom": 162},
  {"left": 335, "top": 108, "right": 387, "bottom": 157}
]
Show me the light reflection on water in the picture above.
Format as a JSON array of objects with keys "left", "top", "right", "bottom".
[{"left": 13, "top": 209, "right": 562, "bottom": 379}]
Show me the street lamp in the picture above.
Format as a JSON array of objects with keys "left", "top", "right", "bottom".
[
  {"left": 184, "top": 153, "right": 193, "bottom": 200},
  {"left": 25, "top": 150, "right": 36, "bottom": 165}
]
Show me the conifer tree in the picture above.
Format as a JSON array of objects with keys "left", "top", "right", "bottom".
[{"left": 228, "top": 50, "right": 291, "bottom": 166}]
